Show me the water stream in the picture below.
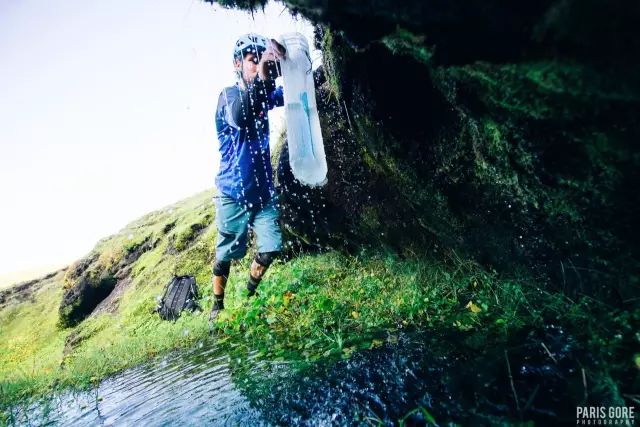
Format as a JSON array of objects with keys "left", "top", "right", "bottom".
[{"left": 8, "top": 325, "right": 597, "bottom": 426}]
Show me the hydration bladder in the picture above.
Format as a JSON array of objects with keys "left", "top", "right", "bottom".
[{"left": 277, "top": 32, "right": 328, "bottom": 187}]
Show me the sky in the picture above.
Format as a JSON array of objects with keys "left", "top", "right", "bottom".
[{"left": 0, "top": 0, "right": 320, "bottom": 282}]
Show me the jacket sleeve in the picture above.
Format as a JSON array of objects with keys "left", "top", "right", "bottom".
[
  {"left": 267, "top": 85, "right": 285, "bottom": 110},
  {"left": 220, "top": 78, "right": 280, "bottom": 130},
  {"left": 216, "top": 88, "right": 239, "bottom": 130}
]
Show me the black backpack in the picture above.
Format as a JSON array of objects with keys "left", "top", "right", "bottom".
[{"left": 156, "top": 275, "right": 200, "bottom": 320}]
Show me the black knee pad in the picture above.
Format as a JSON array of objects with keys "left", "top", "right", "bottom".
[
  {"left": 213, "top": 260, "right": 231, "bottom": 277},
  {"left": 254, "top": 251, "right": 279, "bottom": 268}
]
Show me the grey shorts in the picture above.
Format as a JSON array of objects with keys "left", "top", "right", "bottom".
[{"left": 214, "top": 195, "right": 283, "bottom": 262}]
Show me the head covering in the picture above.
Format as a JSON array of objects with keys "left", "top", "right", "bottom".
[{"left": 233, "top": 33, "right": 268, "bottom": 64}]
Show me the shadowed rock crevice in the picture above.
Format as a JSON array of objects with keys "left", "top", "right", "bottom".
[{"left": 58, "top": 235, "right": 160, "bottom": 327}]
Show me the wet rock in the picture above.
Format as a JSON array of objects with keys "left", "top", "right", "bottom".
[
  {"left": 214, "top": 1, "right": 640, "bottom": 304},
  {"left": 276, "top": 137, "right": 332, "bottom": 253},
  {"left": 233, "top": 328, "right": 601, "bottom": 425},
  {"left": 214, "top": 0, "right": 640, "bottom": 64}
]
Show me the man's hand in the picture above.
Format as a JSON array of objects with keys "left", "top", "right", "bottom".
[{"left": 258, "top": 39, "right": 286, "bottom": 81}]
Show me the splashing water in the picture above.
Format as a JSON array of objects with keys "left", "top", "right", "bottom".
[{"left": 7, "top": 326, "right": 595, "bottom": 426}]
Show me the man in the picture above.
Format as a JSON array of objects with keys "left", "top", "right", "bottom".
[{"left": 210, "top": 33, "right": 287, "bottom": 322}]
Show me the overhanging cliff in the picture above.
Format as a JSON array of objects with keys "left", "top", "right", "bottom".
[{"left": 212, "top": 0, "right": 640, "bottom": 306}]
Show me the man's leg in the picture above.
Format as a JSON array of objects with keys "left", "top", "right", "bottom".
[
  {"left": 211, "top": 260, "right": 230, "bottom": 314},
  {"left": 247, "top": 197, "right": 283, "bottom": 297},
  {"left": 211, "top": 196, "right": 249, "bottom": 320},
  {"left": 247, "top": 252, "right": 279, "bottom": 297}
]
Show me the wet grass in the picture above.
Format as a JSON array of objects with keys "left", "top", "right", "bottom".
[
  {"left": 214, "top": 250, "right": 544, "bottom": 361},
  {"left": 0, "top": 184, "right": 553, "bottom": 413},
  {"left": 1, "top": 196, "right": 637, "bottom": 422},
  {"left": 0, "top": 190, "right": 217, "bottom": 411}
]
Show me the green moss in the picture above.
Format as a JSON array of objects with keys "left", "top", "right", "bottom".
[
  {"left": 483, "top": 120, "right": 505, "bottom": 158},
  {"left": 207, "top": 0, "right": 267, "bottom": 11},
  {"left": 320, "top": 27, "right": 345, "bottom": 101},
  {"left": 359, "top": 206, "right": 381, "bottom": 232},
  {"left": 438, "top": 62, "right": 640, "bottom": 121},
  {"left": 381, "top": 26, "right": 434, "bottom": 64}
]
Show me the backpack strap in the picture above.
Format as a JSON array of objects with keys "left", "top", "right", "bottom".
[{"left": 166, "top": 276, "right": 187, "bottom": 320}]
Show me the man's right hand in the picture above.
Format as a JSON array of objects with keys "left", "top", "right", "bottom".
[
  {"left": 268, "top": 39, "right": 286, "bottom": 61},
  {"left": 258, "top": 39, "right": 286, "bottom": 81},
  {"left": 258, "top": 39, "right": 287, "bottom": 81}
]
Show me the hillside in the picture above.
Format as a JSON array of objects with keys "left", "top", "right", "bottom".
[{"left": 1, "top": 188, "right": 637, "bottom": 421}]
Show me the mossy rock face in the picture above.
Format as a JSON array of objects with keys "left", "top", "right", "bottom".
[
  {"left": 209, "top": 2, "right": 639, "bottom": 304},
  {"left": 214, "top": 0, "right": 640, "bottom": 64},
  {"left": 59, "top": 236, "right": 160, "bottom": 327},
  {"left": 270, "top": 22, "right": 639, "bottom": 305},
  {"left": 426, "top": 62, "right": 640, "bottom": 300}
]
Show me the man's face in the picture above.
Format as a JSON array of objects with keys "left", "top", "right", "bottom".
[{"left": 235, "top": 53, "right": 259, "bottom": 83}]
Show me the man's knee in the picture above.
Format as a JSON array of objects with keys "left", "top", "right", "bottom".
[
  {"left": 213, "top": 260, "right": 231, "bottom": 277},
  {"left": 254, "top": 251, "right": 280, "bottom": 268}
]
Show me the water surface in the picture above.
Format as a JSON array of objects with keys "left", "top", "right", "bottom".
[{"left": 9, "top": 325, "right": 597, "bottom": 426}]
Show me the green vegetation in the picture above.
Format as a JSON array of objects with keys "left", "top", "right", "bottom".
[
  {"left": 381, "top": 26, "right": 434, "bottom": 65},
  {"left": 2, "top": 10, "right": 639, "bottom": 423},
  {"left": 216, "top": 251, "right": 522, "bottom": 360},
  {"left": 319, "top": 27, "right": 345, "bottom": 101},
  {"left": 0, "top": 190, "right": 218, "bottom": 409},
  {"left": 312, "top": 24, "right": 640, "bottom": 308},
  {"left": 1, "top": 185, "right": 636, "bottom": 415}
]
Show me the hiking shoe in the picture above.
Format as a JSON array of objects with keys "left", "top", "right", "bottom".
[{"left": 209, "top": 301, "right": 224, "bottom": 323}]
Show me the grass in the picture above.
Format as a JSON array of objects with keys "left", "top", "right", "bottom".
[
  {"left": 0, "top": 186, "right": 539, "bottom": 409},
  {"left": 213, "top": 250, "right": 542, "bottom": 361},
  {"left": 0, "top": 190, "right": 637, "bottom": 422},
  {"left": 0, "top": 189, "right": 216, "bottom": 407},
  {"left": 0, "top": 216, "right": 570, "bottom": 411}
]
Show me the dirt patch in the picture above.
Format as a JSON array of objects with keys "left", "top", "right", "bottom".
[{"left": 91, "top": 276, "right": 133, "bottom": 316}]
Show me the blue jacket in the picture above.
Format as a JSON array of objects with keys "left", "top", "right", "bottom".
[{"left": 215, "top": 77, "right": 284, "bottom": 208}]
